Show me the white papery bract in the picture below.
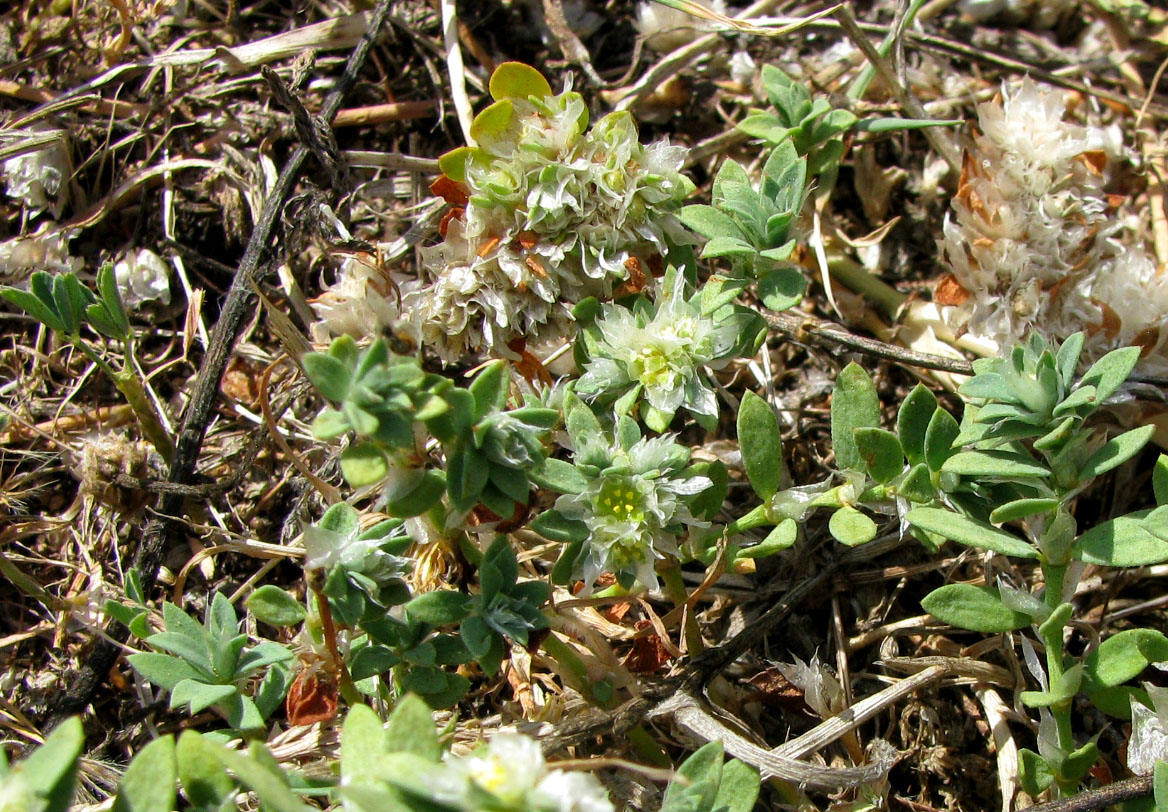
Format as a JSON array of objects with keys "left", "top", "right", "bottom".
[
  {"left": 940, "top": 78, "right": 1168, "bottom": 373},
  {"left": 408, "top": 81, "right": 694, "bottom": 363}
]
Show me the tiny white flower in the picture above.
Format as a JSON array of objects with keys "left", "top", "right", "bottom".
[{"left": 449, "top": 733, "right": 546, "bottom": 805}]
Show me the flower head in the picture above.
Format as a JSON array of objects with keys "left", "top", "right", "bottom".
[
  {"left": 939, "top": 78, "right": 1168, "bottom": 373},
  {"left": 577, "top": 267, "right": 756, "bottom": 426},
  {"left": 544, "top": 399, "right": 710, "bottom": 591},
  {"left": 409, "top": 63, "right": 695, "bottom": 362}
]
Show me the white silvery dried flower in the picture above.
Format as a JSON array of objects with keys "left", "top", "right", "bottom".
[
  {"left": 3, "top": 126, "right": 71, "bottom": 218},
  {"left": 1128, "top": 685, "right": 1168, "bottom": 775},
  {"left": 309, "top": 257, "right": 408, "bottom": 344},
  {"left": 940, "top": 78, "right": 1168, "bottom": 372},
  {"left": 0, "top": 227, "right": 80, "bottom": 277},
  {"left": 417, "top": 63, "right": 695, "bottom": 363},
  {"left": 114, "top": 249, "right": 172, "bottom": 307}
]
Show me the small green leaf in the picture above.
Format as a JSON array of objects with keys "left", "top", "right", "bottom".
[
  {"left": 302, "top": 353, "right": 350, "bottom": 402},
  {"left": 488, "top": 62, "right": 552, "bottom": 100},
  {"left": 246, "top": 586, "right": 305, "bottom": 627},
  {"left": 385, "top": 470, "right": 446, "bottom": 518},
  {"left": 96, "top": 263, "right": 131, "bottom": 339},
  {"left": 923, "top": 408, "right": 960, "bottom": 473},
  {"left": 897, "top": 385, "right": 937, "bottom": 467},
  {"left": 853, "top": 427, "right": 904, "bottom": 484},
  {"left": 714, "top": 758, "right": 761, "bottom": 812},
  {"left": 340, "top": 704, "right": 390, "bottom": 785},
  {"left": 1078, "top": 425, "right": 1155, "bottom": 481},
  {"left": 679, "top": 204, "right": 743, "bottom": 240},
  {"left": 349, "top": 645, "right": 400, "bottom": 681},
  {"left": 852, "top": 116, "right": 960, "bottom": 133},
  {"left": 1018, "top": 749, "right": 1054, "bottom": 796},
  {"left": 128, "top": 653, "right": 202, "bottom": 691},
  {"left": 897, "top": 463, "right": 935, "bottom": 503},
  {"left": 113, "top": 735, "right": 176, "bottom": 812},
  {"left": 530, "top": 457, "right": 588, "bottom": 495},
  {"left": 340, "top": 443, "right": 390, "bottom": 488},
  {"left": 470, "top": 99, "right": 518, "bottom": 149},
  {"left": 1021, "top": 664, "right": 1082, "bottom": 707},
  {"left": 687, "top": 461, "right": 728, "bottom": 521},
  {"left": 831, "top": 362, "right": 880, "bottom": 472},
  {"left": 1080, "top": 346, "right": 1141, "bottom": 405},
  {"left": 738, "top": 519, "right": 797, "bottom": 557},
  {"left": 737, "top": 391, "right": 782, "bottom": 500},
  {"left": 1082, "top": 628, "right": 1168, "bottom": 690},
  {"left": 176, "top": 731, "right": 234, "bottom": 812},
  {"left": 1075, "top": 510, "right": 1168, "bottom": 566},
  {"left": 404, "top": 591, "right": 471, "bottom": 627},
  {"left": 437, "top": 147, "right": 477, "bottom": 183},
  {"left": 469, "top": 360, "right": 509, "bottom": 421},
  {"left": 990, "top": 498, "right": 1059, "bottom": 524},
  {"left": 922, "top": 584, "right": 1032, "bottom": 632},
  {"left": 700, "top": 236, "right": 757, "bottom": 259},
  {"left": 1, "top": 285, "right": 65, "bottom": 333},
  {"left": 756, "top": 267, "right": 805, "bottom": 311},
  {"left": 828, "top": 506, "right": 878, "bottom": 546},
  {"left": 907, "top": 508, "right": 1037, "bottom": 558},
  {"left": 532, "top": 510, "right": 589, "bottom": 543},
  {"left": 1155, "top": 455, "right": 1168, "bottom": 506},
  {"left": 941, "top": 450, "right": 1049, "bottom": 479},
  {"left": 386, "top": 694, "right": 442, "bottom": 760}
]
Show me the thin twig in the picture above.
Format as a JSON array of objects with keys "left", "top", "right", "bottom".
[{"left": 1024, "top": 775, "right": 1152, "bottom": 812}]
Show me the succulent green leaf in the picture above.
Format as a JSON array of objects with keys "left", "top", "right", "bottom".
[
  {"left": 756, "top": 267, "right": 805, "bottom": 311},
  {"left": 737, "top": 391, "right": 782, "bottom": 500},
  {"left": 489, "top": 62, "right": 552, "bottom": 100},
  {"left": 1079, "top": 346, "right": 1141, "bottom": 405},
  {"left": 852, "top": 116, "right": 961, "bottom": 133},
  {"left": 897, "top": 463, "right": 935, "bottom": 504},
  {"left": 831, "top": 362, "right": 880, "bottom": 472},
  {"left": 1082, "top": 628, "right": 1168, "bottom": 690},
  {"left": 113, "top": 735, "right": 176, "bottom": 812},
  {"left": 853, "top": 427, "right": 904, "bottom": 484},
  {"left": 128, "top": 653, "right": 202, "bottom": 691},
  {"left": 1018, "top": 749, "right": 1054, "bottom": 796},
  {"left": 302, "top": 352, "right": 351, "bottom": 402},
  {"left": 828, "top": 506, "right": 878, "bottom": 546},
  {"left": 1078, "top": 425, "right": 1155, "bottom": 481},
  {"left": 908, "top": 508, "right": 1037, "bottom": 558},
  {"left": 1075, "top": 510, "right": 1168, "bottom": 566},
  {"left": 738, "top": 519, "right": 798, "bottom": 557},
  {"left": 921, "top": 584, "right": 1031, "bottom": 632},
  {"left": 989, "top": 498, "right": 1059, "bottom": 524},
  {"left": 713, "top": 758, "right": 762, "bottom": 812},
  {"left": 246, "top": 586, "right": 305, "bottom": 627},
  {"left": 96, "top": 263, "right": 131, "bottom": 339},
  {"left": 941, "top": 450, "right": 1049, "bottom": 479}
]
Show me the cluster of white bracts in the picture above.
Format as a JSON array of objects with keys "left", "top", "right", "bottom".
[
  {"left": 313, "top": 81, "right": 693, "bottom": 363},
  {"left": 940, "top": 78, "right": 1168, "bottom": 374}
]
